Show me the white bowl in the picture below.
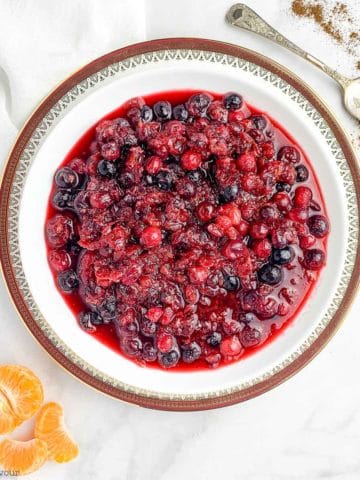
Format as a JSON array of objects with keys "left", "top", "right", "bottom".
[{"left": 1, "top": 39, "right": 359, "bottom": 410}]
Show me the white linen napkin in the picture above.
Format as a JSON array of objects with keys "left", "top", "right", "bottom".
[{"left": 0, "top": 0, "right": 145, "bottom": 162}]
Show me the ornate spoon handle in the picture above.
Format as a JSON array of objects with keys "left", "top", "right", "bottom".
[{"left": 226, "top": 3, "right": 351, "bottom": 89}]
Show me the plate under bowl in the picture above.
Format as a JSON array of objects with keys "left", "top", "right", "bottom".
[{"left": 0, "top": 39, "right": 359, "bottom": 411}]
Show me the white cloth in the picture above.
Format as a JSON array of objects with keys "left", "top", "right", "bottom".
[{"left": 0, "top": 2, "right": 360, "bottom": 479}]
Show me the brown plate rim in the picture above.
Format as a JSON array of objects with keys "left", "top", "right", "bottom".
[{"left": 0, "top": 38, "right": 359, "bottom": 411}]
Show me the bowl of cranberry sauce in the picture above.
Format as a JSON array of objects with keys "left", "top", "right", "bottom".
[{"left": 45, "top": 90, "right": 329, "bottom": 371}]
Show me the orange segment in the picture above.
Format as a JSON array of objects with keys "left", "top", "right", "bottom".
[
  {"left": 0, "top": 438, "right": 48, "bottom": 475},
  {"left": 0, "top": 391, "right": 16, "bottom": 435},
  {"left": 0, "top": 365, "right": 44, "bottom": 423},
  {"left": 35, "top": 402, "right": 79, "bottom": 463}
]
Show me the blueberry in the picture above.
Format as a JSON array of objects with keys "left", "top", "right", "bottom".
[
  {"left": 140, "top": 105, "right": 153, "bottom": 122},
  {"left": 223, "top": 92, "right": 243, "bottom": 110},
  {"left": 251, "top": 115, "right": 267, "bottom": 130},
  {"left": 97, "top": 159, "right": 117, "bottom": 178},
  {"left": 308, "top": 215, "right": 329, "bottom": 238},
  {"left": 257, "top": 263, "right": 283, "bottom": 285},
  {"left": 181, "top": 342, "right": 202, "bottom": 363},
  {"left": 79, "top": 311, "right": 103, "bottom": 333},
  {"left": 186, "top": 169, "right": 202, "bottom": 182},
  {"left": 57, "top": 269, "right": 79, "bottom": 292},
  {"left": 223, "top": 274, "right": 241, "bottom": 291},
  {"left": 221, "top": 184, "right": 239, "bottom": 202},
  {"left": 277, "top": 146, "right": 300, "bottom": 164},
  {"left": 54, "top": 167, "right": 80, "bottom": 189},
  {"left": 66, "top": 239, "right": 82, "bottom": 256},
  {"left": 186, "top": 93, "right": 212, "bottom": 117},
  {"left": 120, "top": 336, "right": 143, "bottom": 356},
  {"left": 275, "top": 182, "right": 291, "bottom": 192},
  {"left": 303, "top": 248, "right": 325, "bottom": 270},
  {"left": 158, "top": 349, "right": 180, "bottom": 368},
  {"left": 271, "top": 246, "right": 295, "bottom": 265},
  {"left": 145, "top": 174, "right": 154, "bottom": 185},
  {"left": 52, "top": 190, "right": 75, "bottom": 211},
  {"left": 154, "top": 171, "right": 173, "bottom": 191},
  {"left": 206, "top": 331, "right": 222, "bottom": 347},
  {"left": 153, "top": 101, "right": 172, "bottom": 121},
  {"left": 98, "top": 296, "right": 117, "bottom": 322},
  {"left": 118, "top": 172, "right": 135, "bottom": 189},
  {"left": 173, "top": 104, "right": 189, "bottom": 121},
  {"left": 295, "top": 164, "right": 309, "bottom": 182},
  {"left": 140, "top": 318, "right": 157, "bottom": 337},
  {"left": 142, "top": 342, "right": 157, "bottom": 362},
  {"left": 240, "top": 326, "right": 261, "bottom": 348}
]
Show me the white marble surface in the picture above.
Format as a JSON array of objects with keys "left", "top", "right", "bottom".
[{"left": 0, "top": 1, "right": 360, "bottom": 478}]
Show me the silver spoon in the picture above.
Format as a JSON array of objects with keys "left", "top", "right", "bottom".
[{"left": 226, "top": 3, "right": 360, "bottom": 121}]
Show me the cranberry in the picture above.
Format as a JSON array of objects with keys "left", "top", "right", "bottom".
[
  {"left": 101, "top": 141, "right": 120, "bottom": 161},
  {"left": 223, "top": 92, "right": 243, "bottom": 110},
  {"left": 181, "top": 342, "right": 202, "bottom": 363},
  {"left": 89, "top": 191, "right": 113, "bottom": 209},
  {"left": 260, "top": 205, "right": 278, "bottom": 222},
  {"left": 186, "top": 92, "right": 212, "bottom": 117},
  {"left": 208, "top": 101, "right": 228, "bottom": 123},
  {"left": 222, "top": 240, "right": 248, "bottom": 260},
  {"left": 140, "top": 226, "right": 162, "bottom": 248},
  {"left": 303, "top": 249, "right": 325, "bottom": 270},
  {"left": 140, "top": 318, "right": 157, "bottom": 337},
  {"left": 257, "top": 263, "right": 283, "bottom": 285},
  {"left": 146, "top": 306, "right": 163, "bottom": 322},
  {"left": 54, "top": 167, "right": 80, "bottom": 189},
  {"left": 308, "top": 215, "right": 329, "bottom": 238},
  {"left": 220, "top": 336, "right": 243, "bottom": 357},
  {"left": 48, "top": 250, "right": 71, "bottom": 272},
  {"left": 288, "top": 207, "right": 309, "bottom": 223},
  {"left": 196, "top": 201, "right": 215, "bottom": 222},
  {"left": 294, "top": 186, "right": 312, "bottom": 208},
  {"left": 253, "top": 239, "right": 272, "bottom": 259},
  {"left": 57, "top": 270, "right": 79, "bottom": 293},
  {"left": 181, "top": 150, "right": 202, "bottom": 170},
  {"left": 236, "top": 152, "right": 257, "bottom": 172},
  {"left": 249, "top": 222, "right": 269, "bottom": 239},
  {"left": 46, "top": 215, "right": 73, "bottom": 248},
  {"left": 273, "top": 192, "right": 292, "bottom": 211},
  {"left": 145, "top": 156, "right": 162, "bottom": 174},
  {"left": 299, "top": 234, "right": 316, "bottom": 249},
  {"left": 188, "top": 266, "right": 209, "bottom": 284},
  {"left": 277, "top": 146, "right": 300, "bottom": 164}
]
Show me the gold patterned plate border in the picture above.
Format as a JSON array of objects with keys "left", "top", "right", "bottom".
[{"left": 0, "top": 39, "right": 359, "bottom": 411}]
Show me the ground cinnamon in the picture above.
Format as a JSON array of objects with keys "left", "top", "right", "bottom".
[{"left": 291, "top": 0, "right": 360, "bottom": 70}]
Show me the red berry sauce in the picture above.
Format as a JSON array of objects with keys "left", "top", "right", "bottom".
[{"left": 45, "top": 90, "right": 330, "bottom": 370}]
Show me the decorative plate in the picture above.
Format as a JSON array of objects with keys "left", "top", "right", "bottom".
[{"left": 0, "top": 39, "right": 359, "bottom": 411}]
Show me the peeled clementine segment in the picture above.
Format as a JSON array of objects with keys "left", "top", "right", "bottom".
[
  {"left": 0, "top": 438, "right": 48, "bottom": 475},
  {"left": 0, "top": 391, "right": 16, "bottom": 435},
  {"left": 0, "top": 365, "right": 44, "bottom": 423},
  {"left": 35, "top": 402, "right": 79, "bottom": 463}
]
